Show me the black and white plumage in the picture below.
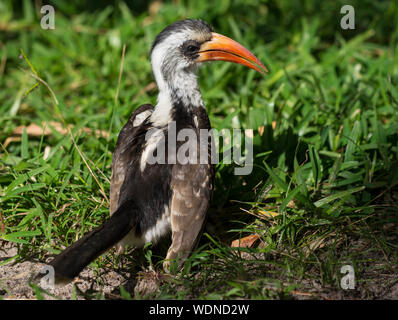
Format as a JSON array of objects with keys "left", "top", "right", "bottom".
[{"left": 49, "top": 19, "right": 267, "bottom": 283}]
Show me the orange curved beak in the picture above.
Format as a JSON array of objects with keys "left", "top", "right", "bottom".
[{"left": 196, "top": 32, "right": 268, "bottom": 75}]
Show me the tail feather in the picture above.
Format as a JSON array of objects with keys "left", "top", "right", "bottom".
[{"left": 49, "top": 199, "right": 137, "bottom": 282}]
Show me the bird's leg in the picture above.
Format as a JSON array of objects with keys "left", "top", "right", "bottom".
[
  {"left": 163, "top": 208, "right": 206, "bottom": 273},
  {"left": 163, "top": 157, "right": 212, "bottom": 272},
  {"left": 163, "top": 230, "right": 189, "bottom": 272}
]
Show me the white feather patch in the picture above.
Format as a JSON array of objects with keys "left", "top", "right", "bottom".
[
  {"left": 140, "top": 128, "right": 165, "bottom": 172},
  {"left": 133, "top": 110, "right": 152, "bottom": 127},
  {"left": 143, "top": 205, "right": 171, "bottom": 243},
  {"left": 150, "top": 91, "right": 173, "bottom": 127},
  {"left": 149, "top": 29, "right": 205, "bottom": 127},
  {"left": 117, "top": 205, "right": 171, "bottom": 248}
]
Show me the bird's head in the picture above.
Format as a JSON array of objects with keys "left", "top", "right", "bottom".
[{"left": 150, "top": 19, "right": 267, "bottom": 97}]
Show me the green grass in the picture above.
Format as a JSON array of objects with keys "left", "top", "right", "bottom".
[{"left": 1, "top": 0, "right": 398, "bottom": 299}]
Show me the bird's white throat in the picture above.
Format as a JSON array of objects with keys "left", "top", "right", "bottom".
[{"left": 150, "top": 37, "right": 204, "bottom": 127}]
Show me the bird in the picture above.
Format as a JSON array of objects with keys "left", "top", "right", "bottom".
[{"left": 48, "top": 19, "right": 267, "bottom": 284}]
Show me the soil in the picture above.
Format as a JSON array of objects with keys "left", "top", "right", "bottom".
[{"left": 1, "top": 238, "right": 397, "bottom": 300}]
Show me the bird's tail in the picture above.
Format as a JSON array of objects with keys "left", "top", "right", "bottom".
[{"left": 48, "top": 199, "right": 137, "bottom": 283}]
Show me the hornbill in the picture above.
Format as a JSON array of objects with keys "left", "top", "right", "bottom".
[{"left": 49, "top": 19, "right": 267, "bottom": 283}]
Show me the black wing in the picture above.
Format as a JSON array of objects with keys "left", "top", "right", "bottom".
[
  {"left": 48, "top": 104, "right": 156, "bottom": 282},
  {"left": 110, "top": 103, "right": 173, "bottom": 242},
  {"left": 110, "top": 104, "right": 154, "bottom": 214}
]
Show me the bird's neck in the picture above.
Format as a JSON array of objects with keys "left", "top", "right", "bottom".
[{"left": 150, "top": 70, "right": 204, "bottom": 127}]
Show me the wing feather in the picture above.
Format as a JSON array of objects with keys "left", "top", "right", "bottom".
[{"left": 110, "top": 104, "right": 154, "bottom": 215}]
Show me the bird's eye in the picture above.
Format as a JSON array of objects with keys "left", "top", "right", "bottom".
[
  {"left": 187, "top": 45, "right": 199, "bottom": 53},
  {"left": 182, "top": 41, "right": 200, "bottom": 57}
]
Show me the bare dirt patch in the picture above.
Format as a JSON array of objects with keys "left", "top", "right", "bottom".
[
  {"left": 1, "top": 234, "right": 397, "bottom": 300},
  {"left": 0, "top": 240, "right": 138, "bottom": 299}
]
